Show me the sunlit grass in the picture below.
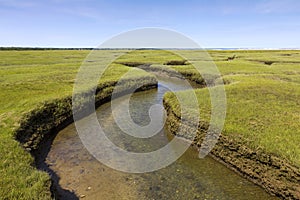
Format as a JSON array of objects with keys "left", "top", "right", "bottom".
[
  {"left": 1, "top": 49, "right": 299, "bottom": 198},
  {"left": 0, "top": 49, "right": 156, "bottom": 199},
  {"left": 164, "top": 50, "right": 300, "bottom": 167}
]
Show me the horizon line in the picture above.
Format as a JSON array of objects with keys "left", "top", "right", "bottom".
[{"left": 1, "top": 46, "right": 300, "bottom": 51}]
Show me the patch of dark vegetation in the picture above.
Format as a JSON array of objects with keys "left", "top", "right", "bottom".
[
  {"left": 249, "top": 59, "right": 300, "bottom": 65},
  {"left": 226, "top": 54, "right": 237, "bottom": 61},
  {"left": 264, "top": 61, "right": 274, "bottom": 65},
  {"left": 281, "top": 54, "right": 292, "bottom": 56},
  {"left": 116, "top": 61, "right": 149, "bottom": 67},
  {"left": 248, "top": 60, "right": 275, "bottom": 65},
  {"left": 164, "top": 60, "right": 188, "bottom": 65}
]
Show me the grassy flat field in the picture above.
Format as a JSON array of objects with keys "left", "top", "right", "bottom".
[
  {"left": 0, "top": 50, "right": 158, "bottom": 199},
  {"left": 0, "top": 49, "right": 299, "bottom": 199},
  {"left": 165, "top": 50, "right": 300, "bottom": 167}
]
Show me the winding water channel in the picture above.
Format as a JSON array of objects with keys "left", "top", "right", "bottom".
[{"left": 45, "top": 76, "right": 278, "bottom": 199}]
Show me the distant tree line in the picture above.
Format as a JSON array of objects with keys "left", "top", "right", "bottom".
[
  {"left": 0, "top": 47, "right": 95, "bottom": 51},
  {"left": 0, "top": 47, "right": 204, "bottom": 51}
]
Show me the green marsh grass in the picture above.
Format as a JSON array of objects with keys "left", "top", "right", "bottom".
[
  {"left": 0, "top": 49, "right": 299, "bottom": 199},
  {"left": 165, "top": 50, "right": 300, "bottom": 167},
  {"left": 0, "top": 50, "right": 155, "bottom": 199}
]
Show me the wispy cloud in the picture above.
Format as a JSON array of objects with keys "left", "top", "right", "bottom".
[
  {"left": 256, "top": 0, "right": 300, "bottom": 14},
  {"left": 58, "top": 6, "right": 102, "bottom": 20}
]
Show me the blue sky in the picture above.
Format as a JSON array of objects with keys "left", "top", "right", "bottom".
[{"left": 0, "top": 0, "right": 299, "bottom": 48}]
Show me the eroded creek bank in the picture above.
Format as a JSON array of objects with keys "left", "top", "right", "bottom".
[
  {"left": 44, "top": 76, "right": 278, "bottom": 199},
  {"left": 163, "top": 86, "right": 300, "bottom": 199}
]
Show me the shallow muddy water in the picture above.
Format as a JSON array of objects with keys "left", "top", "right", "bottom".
[{"left": 46, "top": 76, "right": 278, "bottom": 200}]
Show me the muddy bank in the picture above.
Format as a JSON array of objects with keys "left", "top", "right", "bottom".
[
  {"left": 117, "top": 62, "right": 226, "bottom": 86},
  {"left": 45, "top": 76, "right": 278, "bottom": 200},
  {"left": 16, "top": 76, "right": 157, "bottom": 151},
  {"left": 14, "top": 76, "right": 157, "bottom": 198},
  {"left": 163, "top": 101, "right": 300, "bottom": 200}
]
